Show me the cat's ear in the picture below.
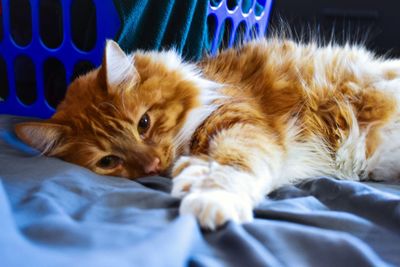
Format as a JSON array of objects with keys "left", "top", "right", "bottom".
[
  {"left": 100, "top": 40, "right": 139, "bottom": 94},
  {"left": 14, "top": 122, "right": 70, "bottom": 154}
]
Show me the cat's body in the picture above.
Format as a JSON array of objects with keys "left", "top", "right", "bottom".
[{"left": 15, "top": 39, "right": 400, "bottom": 229}]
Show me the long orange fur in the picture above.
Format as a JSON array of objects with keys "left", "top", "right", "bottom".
[{"left": 15, "top": 39, "right": 400, "bottom": 229}]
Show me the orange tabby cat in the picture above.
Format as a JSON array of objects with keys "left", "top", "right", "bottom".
[{"left": 15, "top": 39, "right": 400, "bottom": 229}]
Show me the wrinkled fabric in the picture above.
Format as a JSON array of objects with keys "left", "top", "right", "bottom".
[
  {"left": 113, "top": 0, "right": 208, "bottom": 60},
  {"left": 1, "top": 115, "right": 399, "bottom": 267}
]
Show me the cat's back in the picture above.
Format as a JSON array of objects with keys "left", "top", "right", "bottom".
[
  {"left": 200, "top": 38, "right": 400, "bottom": 118},
  {"left": 201, "top": 38, "right": 386, "bottom": 94}
]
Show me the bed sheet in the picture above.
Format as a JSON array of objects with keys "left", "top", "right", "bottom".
[{"left": 1, "top": 115, "right": 399, "bottom": 267}]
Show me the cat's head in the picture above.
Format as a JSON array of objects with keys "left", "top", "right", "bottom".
[{"left": 15, "top": 40, "right": 220, "bottom": 179}]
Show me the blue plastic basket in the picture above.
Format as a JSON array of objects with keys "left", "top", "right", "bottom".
[
  {"left": 0, "top": 0, "right": 120, "bottom": 118},
  {"left": 207, "top": 0, "right": 273, "bottom": 55},
  {"left": 0, "top": 0, "right": 273, "bottom": 118}
]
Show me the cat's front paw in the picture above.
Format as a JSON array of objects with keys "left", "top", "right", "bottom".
[
  {"left": 171, "top": 156, "right": 210, "bottom": 198},
  {"left": 180, "top": 190, "right": 253, "bottom": 230}
]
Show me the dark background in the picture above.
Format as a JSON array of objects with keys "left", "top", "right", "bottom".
[{"left": 269, "top": 0, "right": 400, "bottom": 57}]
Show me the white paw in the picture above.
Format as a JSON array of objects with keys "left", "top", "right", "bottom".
[
  {"left": 180, "top": 190, "right": 253, "bottom": 230},
  {"left": 171, "top": 157, "right": 210, "bottom": 198},
  {"left": 171, "top": 166, "right": 210, "bottom": 198}
]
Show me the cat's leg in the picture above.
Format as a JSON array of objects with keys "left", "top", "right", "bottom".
[{"left": 171, "top": 123, "right": 284, "bottom": 230}]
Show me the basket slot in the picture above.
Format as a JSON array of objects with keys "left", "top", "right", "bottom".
[
  {"left": 227, "top": 0, "right": 239, "bottom": 11},
  {"left": 210, "top": 0, "right": 223, "bottom": 8},
  {"left": 218, "top": 18, "right": 234, "bottom": 50},
  {"left": 14, "top": 56, "right": 37, "bottom": 105},
  {"left": 10, "top": 0, "right": 32, "bottom": 47},
  {"left": 233, "top": 20, "right": 247, "bottom": 47},
  {"left": 249, "top": 23, "right": 259, "bottom": 39},
  {"left": 0, "top": 1, "right": 3, "bottom": 41},
  {"left": 241, "top": 0, "right": 254, "bottom": 14},
  {"left": 40, "top": 0, "right": 63, "bottom": 49},
  {"left": 206, "top": 14, "right": 217, "bottom": 52},
  {"left": 0, "top": 56, "right": 8, "bottom": 101},
  {"left": 43, "top": 58, "right": 66, "bottom": 108},
  {"left": 70, "top": 0, "right": 97, "bottom": 52}
]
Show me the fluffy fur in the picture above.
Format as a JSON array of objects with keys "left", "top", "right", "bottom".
[{"left": 15, "top": 39, "right": 400, "bottom": 230}]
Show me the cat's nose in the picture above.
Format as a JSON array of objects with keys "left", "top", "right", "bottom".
[{"left": 144, "top": 157, "right": 161, "bottom": 175}]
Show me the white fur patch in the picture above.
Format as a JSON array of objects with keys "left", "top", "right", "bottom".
[
  {"left": 146, "top": 50, "right": 182, "bottom": 70},
  {"left": 277, "top": 116, "right": 370, "bottom": 183},
  {"left": 366, "top": 116, "right": 400, "bottom": 181},
  {"left": 280, "top": 122, "right": 336, "bottom": 183},
  {"left": 335, "top": 114, "right": 368, "bottom": 180},
  {"left": 173, "top": 104, "right": 218, "bottom": 153}
]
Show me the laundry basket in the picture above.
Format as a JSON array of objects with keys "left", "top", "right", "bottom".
[{"left": 0, "top": 0, "right": 273, "bottom": 118}]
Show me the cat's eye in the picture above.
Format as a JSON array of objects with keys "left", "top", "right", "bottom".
[
  {"left": 96, "top": 155, "right": 122, "bottom": 169},
  {"left": 138, "top": 113, "right": 150, "bottom": 136}
]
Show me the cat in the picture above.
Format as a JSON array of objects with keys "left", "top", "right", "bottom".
[{"left": 15, "top": 39, "right": 400, "bottom": 230}]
